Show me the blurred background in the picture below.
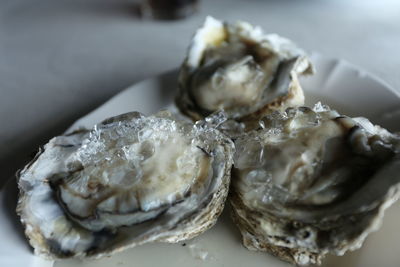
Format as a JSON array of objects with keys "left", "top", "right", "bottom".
[{"left": 1, "top": 0, "right": 400, "bottom": 188}]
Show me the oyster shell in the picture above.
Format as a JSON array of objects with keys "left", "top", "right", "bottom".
[
  {"left": 176, "top": 16, "right": 314, "bottom": 121},
  {"left": 230, "top": 104, "right": 400, "bottom": 265},
  {"left": 17, "top": 111, "right": 234, "bottom": 259}
]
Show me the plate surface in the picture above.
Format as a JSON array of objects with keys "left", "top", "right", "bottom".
[{"left": 1, "top": 54, "right": 399, "bottom": 267}]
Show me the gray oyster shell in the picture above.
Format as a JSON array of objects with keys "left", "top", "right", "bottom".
[
  {"left": 230, "top": 104, "right": 400, "bottom": 265},
  {"left": 176, "top": 16, "right": 314, "bottom": 122},
  {"left": 17, "top": 111, "right": 234, "bottom": 259}
]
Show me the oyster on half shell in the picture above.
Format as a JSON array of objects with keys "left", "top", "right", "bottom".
[
  {"left": 17, "top": 111, "right": 234, "bottom": 259},
  {"left": 176, "top": 16, "right": 314, "bottom": 121},
  {"left": 230, "top": 104, "right": 400, "bottom": 265}
]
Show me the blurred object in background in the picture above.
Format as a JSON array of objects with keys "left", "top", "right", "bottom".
[{"left": 140, "top": 0, "right": 199, "bottom": 20}]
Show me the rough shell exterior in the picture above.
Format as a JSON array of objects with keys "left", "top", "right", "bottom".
[
  {"left": 176, "top": 16, "right": 314, "bottom": 122},
  {"left": 17, "top": 111, "right": 234, "bottom": 259},
  {"left": 230, "top": 105, "right": 400, "bottom": 265}
]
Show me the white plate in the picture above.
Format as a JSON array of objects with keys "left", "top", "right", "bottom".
[{"left": 1, "top": 54, "right": 400, "bottom": 267}]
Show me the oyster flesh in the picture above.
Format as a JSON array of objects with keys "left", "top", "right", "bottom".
[
  {"left": 230, "top": 104, "right": 400, "bottom": 265},
  {"left": 17, "top": 111, "right": 234, "bottom": 259},
  {"left": 177, "top": 16, "right": 314, "bottom": 121}
]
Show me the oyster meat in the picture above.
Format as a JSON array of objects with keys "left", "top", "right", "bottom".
[
  {"left": 230, "top": 104, "right": 400, "bottom": 265},
  {"left": 177, "top": 16, "right": 314, "bottom": 121},
  {"left": 17, "top": 111, "right": 234, "bottom": 259}
]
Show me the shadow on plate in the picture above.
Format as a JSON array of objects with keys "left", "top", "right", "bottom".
[{"left": 0, "top": 178, "right": 33, "bottom": 252}]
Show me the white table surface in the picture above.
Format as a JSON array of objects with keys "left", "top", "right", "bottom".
[{"left": 1, "top": 0, "right": 400, "bottom": 187}]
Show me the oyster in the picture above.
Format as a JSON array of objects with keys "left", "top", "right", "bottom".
[
  {"left": 17, "top": 111, "right": 234, "bottom": 259},
  {"left": 230, "top": 104, "right": 400, "bottom": 265},
  {"left": 176, "top": 16, "right": 314, "bottom": 121}
]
